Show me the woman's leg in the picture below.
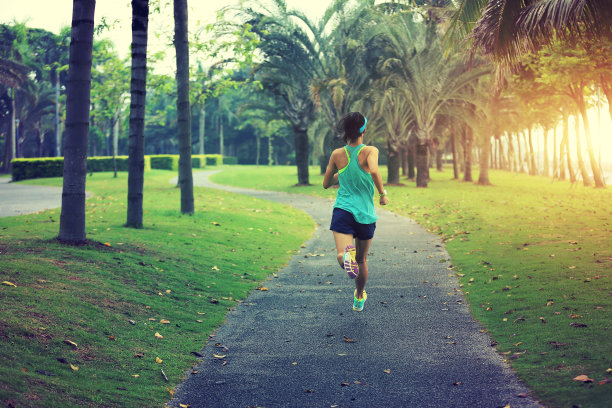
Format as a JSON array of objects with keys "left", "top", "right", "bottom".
[
  {"left": 333, "top": 231, "right": 354, "bottom": 269},
  {"left": 354, "top": 238, "right": 372, "bottom": 299}
]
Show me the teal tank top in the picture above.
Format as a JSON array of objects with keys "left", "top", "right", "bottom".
[{"left": 334, "top": 144, "right": 378, "bottom": 224}]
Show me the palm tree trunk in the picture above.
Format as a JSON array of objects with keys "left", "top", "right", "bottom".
[
  {"left": 564, "top": 115, "right": 575, "bottom": 183},
  {"left": 174, "top": 0, "right": 194, "bottom": 213},
  {"left": 463, "top": 126, "right": 473, "bottom": 182},
  {"left": 578, "top": 100, "right": 605, "bottom": 187},
  {"left": 415, "top": 142, "right": 428, "bottom": 187},
  {"left": 127, "top": 0, "right": 149, "bottom": 228},
  {"left": 478, "top": 134, "right": 491, "bottom": 185},
  {"left": 451, "top": 129, "right": 459, "bottom": 179},
  {"left": 543, "top": 127, "right": 549, "bottom": 177},
  {"left": 552, "top": 126, "right": 558, "bottom": 179},
  {"left": 527, "top": 127, "right": 537, "bottom": 175},
  {"left": 408, "top": 144, "right": 416, "bottom": 179},
  {"left": 387, "top": 141, "right": 401, "bottom": 185},
  {"left": 573, "top": 114, "right": 591, "bottom": 186},
  {"left": 58, "top": 0, "right": 96, "bottom": 244},
  {"left": 199, "top": 104, "right": 205, "bottom": 155},
  {"left": 401, "top": 144, "right": 408, "bottom": 176},
  {"left": 255, "top": 134, "right": 260, "bottom": 166},
  {"left": 294, "top": 128, "right": 310, "bottom": 185},
  {"left": 112, "top": 114, "right": 119, "bottom": 178}
]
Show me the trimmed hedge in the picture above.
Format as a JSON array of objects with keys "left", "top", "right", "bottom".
[
  {"left": 11, "top": 154, "right": 226, "bottom": 181},
  {"left": 12, "top": 158, "right": 64, "bottom": 181}
]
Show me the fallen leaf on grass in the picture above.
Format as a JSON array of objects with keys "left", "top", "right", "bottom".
[
  {"left": 103, "top": 242, "right": 112, "bottom": 247},
  {"left": 518, "top": 393, "right": 528, "bottom": 398},
  {"left": 598, "top": 377, "right": 611, "bottom": 385},
  {"left": 213, "top": 354, "right": 226, "bottom": 359},
  {"left": 70, "top": 364, "right": 79, "bottom": 371},
  {"left": 211, "top": 266, "right": 220, "bottom": 271},
  {"left": 156, "top": 357, "right": 163, "bottom": 364},
  {"left": 132, "top": 374, "right": 139, "bottom": 378},
  {"left": 341, "top": 382, "right": 350, "bottom": 386},
  {"left": 160, "top": 319, "right": 170, "bottom": 324},
  {"left": 1, "top": 281, "right": 17, "bottom": 287},
  {"left": 212, "top": 222, "right": 221, "bottom": 226},
  {"left": 383, "top": 369, "right": 391, "bottom": 374},
  {"left": 63, "top": 340, "right": 78, "bottom": 349},
  {"left": 155, "top": 332, "right": 164, "bottom": 339},
  {"left": 179, "top": 404, "right": 190, "bottom": 408},
  {"left": 453, "top": 381, "right": 462, "bottom": 386},
  {"left": 343, "top": 335, "right": 355, "bottom": 343},
  {"left": 257, "top": 287, "right": 269, "bottom": 291},
  {"left": 574, "top": 375, "right": 593, "bottom": 383},
  {"left": 539, "top": 317, "right": 546, "bottom": 324}
]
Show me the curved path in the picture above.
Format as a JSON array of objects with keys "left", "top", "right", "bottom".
[
  {"left": 170, "top": 171, "right": 541, "bottom": 408},
  {"left": 0, "top": 177, "right": 63, "bottom": 217}
]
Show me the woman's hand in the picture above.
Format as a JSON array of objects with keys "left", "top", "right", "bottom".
[{"left": 380, "top": 195, "right": 389, "bottom": 206}]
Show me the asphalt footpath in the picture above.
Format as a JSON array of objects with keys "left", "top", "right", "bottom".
[
  {"left": 169, "top": 170, "right": 541, "bottom": 408},
  {"left": 0, "top": 176, "right": 63, "bottom": 217}
]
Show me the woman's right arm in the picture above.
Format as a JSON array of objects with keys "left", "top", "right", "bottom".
[
  {"left": 367, "top": 148, "right": 389, "bottom": 205},
  {"left": 323, "top": 151, "right": 338, "bottom": 189}
]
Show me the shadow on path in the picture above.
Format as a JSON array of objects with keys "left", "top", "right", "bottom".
[{"left": 172, "top": 170, "right": 541, "bottom": 407}]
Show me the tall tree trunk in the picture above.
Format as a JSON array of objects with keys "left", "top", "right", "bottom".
[
  {"left": 543, "top": 127, "right": 549, "bottom": 177},
  {"left": 478, "top": 134, "right": 491, "bottom": 185},
  {"left": 55, "top": 70, "right": 61, "bottom": 157},
  {"left": 387, "top": 140, "right": 401, "bottom": 184},
  {"left": 268, "top": 135, "right": 273, "bottom": 165},
  {"left": 198, "top": 104, "right": 205, "bottom": 155},
  {"left": 112, "top": 114, "right": 119, "bottom": 178},
  {"left": 517, "top": 131, "right": 523, "bottom": 173},
  {"left": 601, "top": 75, "right": 612, "bottom": 121},
  {"left": 294, "top": 128, "right": 309, "bottom": 185},
  {"left": 463, "top": 126, "right": 473, "bottom": 182},
  {"left": 58, "top": 0, "right": 96, "bottom": 244},
  {"left": 552, "top": 126, "right": 558, "bottom": 179},
  {"left": 573, "top": 114, "right": 591, "bottom": 186},
  {"left": 401, "top": 144, "right": 408, "bottom": 176},
  {"left": 407, "top": 144, "right": 415, "bottom": 179},
  {"left": 255, "top": 134, "right": 260, "bottom": 165},
  {"left": 436, "top": 147, "right": 443, "bottom": 172},
  {"left": 451, "top": 129, "right": 459, "bottom": 179},
  {"left": 219, "top": 109, "right": 224, "bottom": 157},
  {"left": 3, "top": 90, "right": 15, "bottom": 172},
  {"left": 127, "top": 0, "right": 149, "bottom": 228},
  {"left": 415, "top": 141, "right": 428, "bottom": 187},
  {"left": 564, "top": 114, "right": 575, "bottom": 183},
  {"left": 578, "top": 99, "right": 605, "bottom": 187},
  {"left": 527, "top": 127, "right": 537, "bottom": 175},
  {"left": 174, "top": 0, "right": 194, "bottom": 214}
]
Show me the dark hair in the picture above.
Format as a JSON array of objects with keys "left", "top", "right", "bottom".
[{"left": 336, "top": 112, "right": 366, "bottom": 143}]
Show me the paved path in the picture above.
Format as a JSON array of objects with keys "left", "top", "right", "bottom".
[
  {"left": 170, "top": 171, "right": 541, "bottom": 408},
  {"left": 0, "top": 177, "right": 63, "bottom": 217}
]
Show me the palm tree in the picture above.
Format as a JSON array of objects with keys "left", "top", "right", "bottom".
[
  {"left": 127, "top": 0, "right": 149, "bottom": 228},
  {"left": 58, "top": 0, "right": 96, "bottom": 244},
  {"left": 370, "top": 14, "right": 490, "bottom": 186},
  {"left": 174, "top": 0, "right": 194, "bottom": 213}
]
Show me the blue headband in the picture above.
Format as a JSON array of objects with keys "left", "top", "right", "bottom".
[{"left": 359, "top": 117, "right": 367, "bottom": 133}]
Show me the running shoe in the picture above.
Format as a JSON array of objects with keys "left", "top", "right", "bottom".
[
  {"left": 353, "top": 289, "right": 367, "bottom": 311},
  {"left": 343, "top": 245, "right": 358, "bottom": 279}
]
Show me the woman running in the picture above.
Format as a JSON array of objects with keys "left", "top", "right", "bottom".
[{"left": 323, "top": 112, "right": 389, "bottom": 311}]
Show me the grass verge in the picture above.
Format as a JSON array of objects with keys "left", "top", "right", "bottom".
[
  {"left": 0, "top": 170, "right": 313, "bottom": 408},
  {"left": 212, "top": 165, "right": 612, "bottom": 408}
]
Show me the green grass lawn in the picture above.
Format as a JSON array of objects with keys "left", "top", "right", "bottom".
[
  {"left": 212, "top": 165, "right": 612, "bottom": 408},
  {"left": 0, "top": 170, "right": 313, "bottom": 408}
]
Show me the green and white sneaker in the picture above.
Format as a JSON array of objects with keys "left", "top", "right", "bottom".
[{"left": 353, "top": 289, "right": 367, "bottom": 311}]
